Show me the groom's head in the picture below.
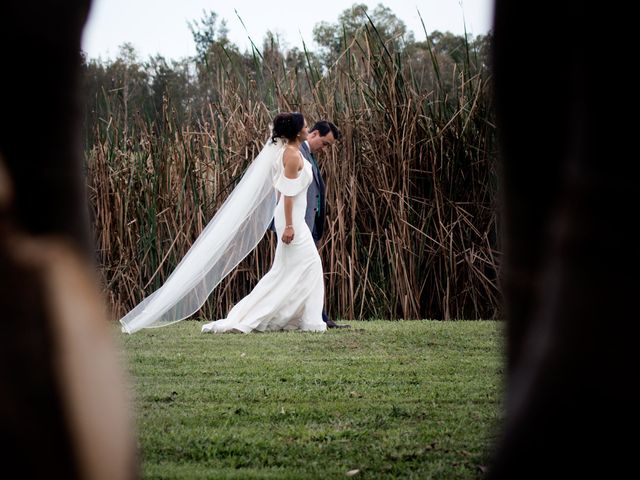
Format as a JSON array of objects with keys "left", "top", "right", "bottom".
[{"left": 307, "top": 120, "right": 341, "bottom": 154}]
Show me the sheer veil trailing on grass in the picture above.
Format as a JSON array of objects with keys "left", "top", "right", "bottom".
[{"left": 119, "top": 135, "right": 284, "bottom": 334}]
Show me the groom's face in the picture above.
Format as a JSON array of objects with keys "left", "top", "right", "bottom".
[{"left": 308, "top": 130, "right": 335, "bottom": 154}]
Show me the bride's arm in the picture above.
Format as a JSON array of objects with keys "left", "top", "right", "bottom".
[{"left": 281, "top": 149, "right": 300, "bottom": 244}]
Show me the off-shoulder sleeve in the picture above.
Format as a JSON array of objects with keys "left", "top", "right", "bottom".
[
  {"left": 272, "top": 148, "right": 313, "bottom": 197},
  {"left": 274, "top": 168, "right": 310, "bottom": 196}
]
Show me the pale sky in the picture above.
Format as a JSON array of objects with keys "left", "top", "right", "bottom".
[{"left": 82, "top": 0, "right": 495, "bottom": 61}]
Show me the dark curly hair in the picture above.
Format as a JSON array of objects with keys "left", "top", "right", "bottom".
[{"left": 271, "top": 112, "right": 305, "bottom": 143}]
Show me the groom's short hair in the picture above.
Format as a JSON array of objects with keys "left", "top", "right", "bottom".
[{"left": 310, "top": 120, "right": 341, "bottom": 141}]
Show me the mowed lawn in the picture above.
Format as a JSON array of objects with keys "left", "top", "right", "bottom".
[{"left": 117, "top": 320, "right": 504, "bottom": 479}]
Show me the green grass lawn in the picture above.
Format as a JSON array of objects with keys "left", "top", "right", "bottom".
[{"left": 117, "top": 320, "right": 504, "bottom": 479}]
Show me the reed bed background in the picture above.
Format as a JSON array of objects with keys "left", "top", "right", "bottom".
[{"left": 84, "top": 7, "right": 499, "bottom": 322}]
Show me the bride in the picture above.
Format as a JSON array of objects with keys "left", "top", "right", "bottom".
[{"left": 119, "top": 112, "right": 326, "bottom": 334}]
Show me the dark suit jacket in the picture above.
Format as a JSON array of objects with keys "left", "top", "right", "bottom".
[{"left": 299, "top": 142, "right": 326, "bottom": 242}]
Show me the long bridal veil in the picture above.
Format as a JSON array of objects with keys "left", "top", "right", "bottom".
[{"left": 119, "top": 136, "right": 284, "bottom": 334}]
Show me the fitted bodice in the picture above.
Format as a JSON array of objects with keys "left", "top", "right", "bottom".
[{"left": 273, "top": 156, "right": 313, "bottom": 237}]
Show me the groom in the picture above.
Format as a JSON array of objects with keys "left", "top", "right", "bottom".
[{"left": 301, "top": 120, "right": 350, "bottom": 329}]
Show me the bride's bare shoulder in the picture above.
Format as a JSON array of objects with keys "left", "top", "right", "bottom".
[{"left": 283, "top": 146, "right": 303, "bottom": 169}]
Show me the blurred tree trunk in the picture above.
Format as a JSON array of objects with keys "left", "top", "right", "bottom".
[{"left": 488, "top": 2, "right": 634, "bottom": 478}]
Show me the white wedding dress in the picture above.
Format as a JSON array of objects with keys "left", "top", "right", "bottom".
[{"left": 201, "top": 149, "right": 327, "bottom": 333}]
